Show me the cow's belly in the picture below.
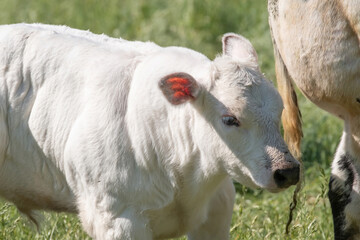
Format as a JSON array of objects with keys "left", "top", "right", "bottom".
[
  {"left": 275, "top": 0, "right": 360, "bottom": 119},
  {"left": 288, "top": 42, "right": 360, "bottom": 120}
]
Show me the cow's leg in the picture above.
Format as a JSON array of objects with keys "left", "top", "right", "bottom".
[
  {"left": 328, "top": 132, "right": 360, "bottom": 240},
  {"left": 187, "top": 178, "right": 235, "bottom": 240},
  {"left": 77, "top": 194, "right": 153, "bottom": 240},
  {"left": 329, "top": 155, "right": 354, "bottom": 240}
]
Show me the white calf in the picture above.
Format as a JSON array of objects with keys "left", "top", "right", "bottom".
[{"left": 0, "top": 23, "right": 299, "bottom": 239}]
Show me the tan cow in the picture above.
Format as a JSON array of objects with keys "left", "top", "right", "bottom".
[{"left": 268, "top": 0, "right": 360, "bottom": 239}]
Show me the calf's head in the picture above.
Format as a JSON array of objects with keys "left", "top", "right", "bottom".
[{"left": 129, "top": 33, "right": 300, "bottom": 192}]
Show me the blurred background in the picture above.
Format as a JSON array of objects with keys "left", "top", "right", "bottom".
[{"left": 0, "top": 0, "right": 342, "bottom": 239}]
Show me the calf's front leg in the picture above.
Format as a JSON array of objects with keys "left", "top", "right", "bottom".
[
  {"left": 77, "top": 194, "right": 153, "bottom": 240},
  {"left": 187, "top": 178, "right": 235, "bottom": 240}
]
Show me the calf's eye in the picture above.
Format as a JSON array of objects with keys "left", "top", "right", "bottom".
[{"left": 222, "top": 115, "right": 240, "bottom": 127}]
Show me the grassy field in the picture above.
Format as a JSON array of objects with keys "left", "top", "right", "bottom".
[{"left": 0, "top": 0, "right": 342, "bottom": 239}]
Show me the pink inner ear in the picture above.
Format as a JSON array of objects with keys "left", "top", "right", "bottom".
[
  {"left": 159, "top": 72, "right": 199, "bottom": 105},
  {"left": 167, "top": 77, "right": 190, "bottom": 85},
  {"left": 167, "top": 77, "right": 193, "bottom": 98}
]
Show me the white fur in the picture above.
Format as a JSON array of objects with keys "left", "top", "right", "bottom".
[{"left": 0, "top": 23, "right": 297, "bottom": 239}]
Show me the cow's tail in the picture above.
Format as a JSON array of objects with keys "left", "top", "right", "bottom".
[
  {"left": 273, "top": 43, "right": 303, "bottom": 160},
  {"left": 270, "top": 24, "right": 303, "bottom": 235}
]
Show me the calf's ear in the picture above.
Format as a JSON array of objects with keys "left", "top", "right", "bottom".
[
  {"left": 222, "top": 33, "right": 259, "bottom": 67},
  {"left": 159, "top": 72, "right": 200, "bottom": 105}
]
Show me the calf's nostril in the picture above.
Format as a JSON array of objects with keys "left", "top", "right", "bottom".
[
  {"left": 274, "top": 167, "right": 300, "bottom": 188},
  {"left": 274, "top": 170, "right": 286, "bottom": 183}
]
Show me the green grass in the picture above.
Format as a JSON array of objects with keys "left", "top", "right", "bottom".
[{"left": 0, "top": 0, "right": 343, "bottom": 239}]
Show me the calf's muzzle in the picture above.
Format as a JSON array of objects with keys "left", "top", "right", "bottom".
[
  {"left": 274, "top": 167, "right": 300, "bottom": 188},
  {"left": 266, "top": 146, "right": 300, "bottom": 189}
]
